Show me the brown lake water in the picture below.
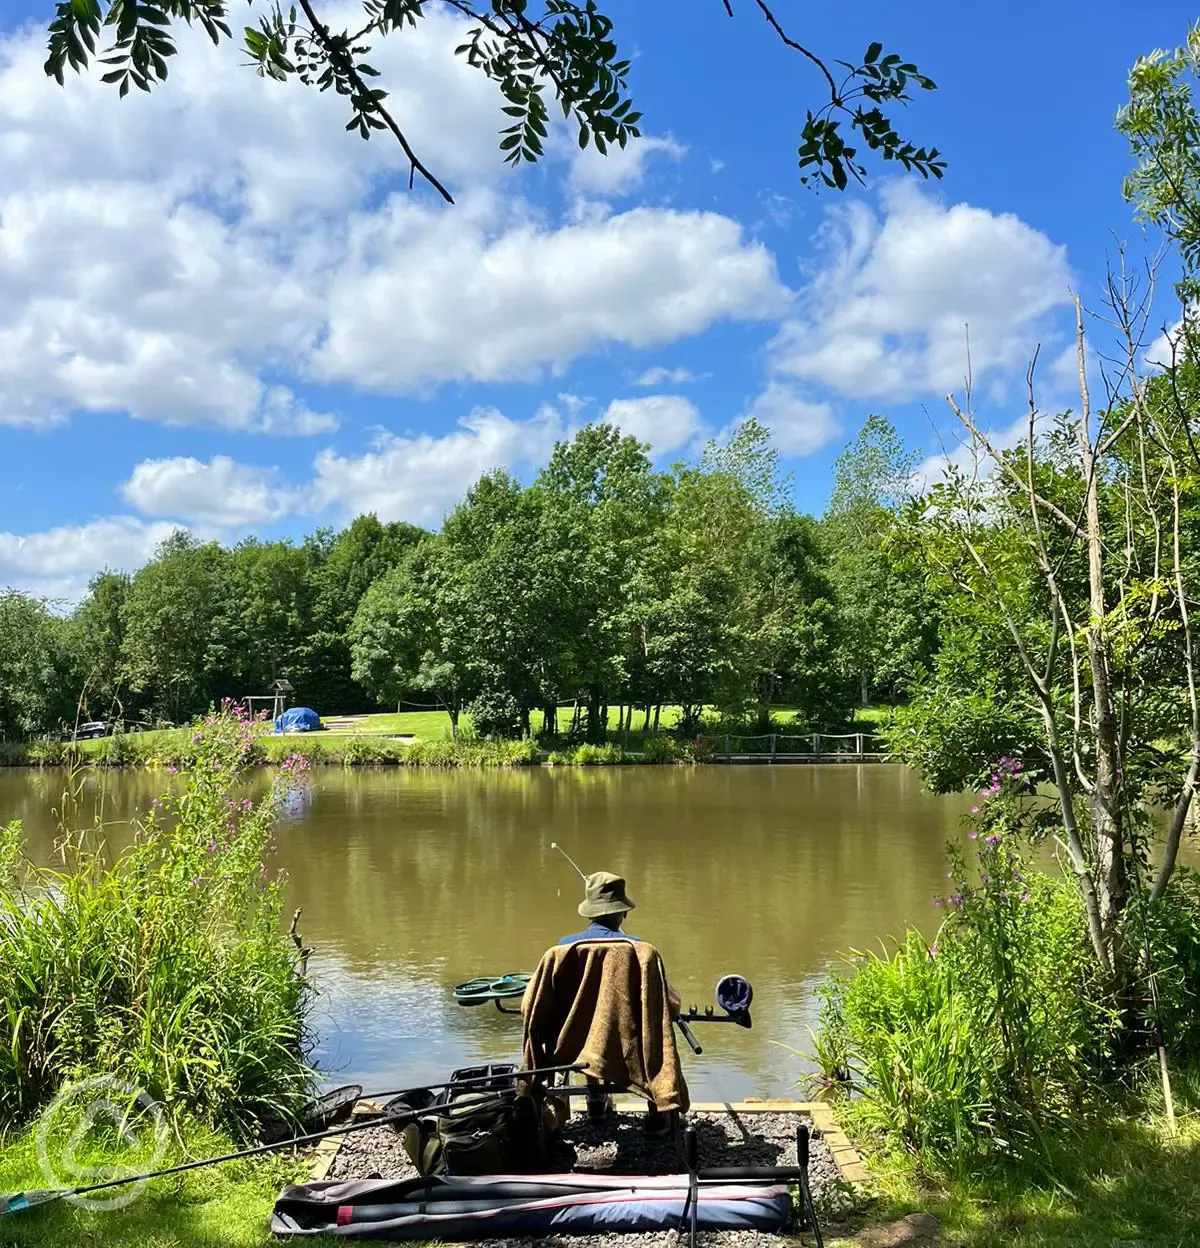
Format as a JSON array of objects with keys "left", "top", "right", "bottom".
[{"left": 5, "top": 765, "right": 976, "bottom": 1101}]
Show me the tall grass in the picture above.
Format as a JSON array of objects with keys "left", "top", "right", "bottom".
[
  {"left": 0, "top": 705, "right": 313, "bottom": 1137},
  {"left": 813, "top": 827, "right": 1117, "bottom": 1171}
]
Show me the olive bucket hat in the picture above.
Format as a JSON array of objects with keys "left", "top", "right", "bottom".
[{"left": 578, "top": 870, "right": 636, "bottom": 919}]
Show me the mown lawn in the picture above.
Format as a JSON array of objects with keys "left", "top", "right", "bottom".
[
  {"left": 0, "top": 1127, "right": 308, "bottom": 1248},
  {"left": 824, "top": 1107, "right": 1200, "bottom": 1248}
]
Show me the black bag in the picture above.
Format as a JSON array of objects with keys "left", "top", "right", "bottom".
[{"left": 393, "top": 1068, "right": 564, "bottom": 1177}]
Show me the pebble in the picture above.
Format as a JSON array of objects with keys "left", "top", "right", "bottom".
[{"left": 327, "top": 1108, "right": 840, "bottom": 1245}]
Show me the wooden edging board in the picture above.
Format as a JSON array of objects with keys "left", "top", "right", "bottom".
[{"left": 309, "top": 1097, "right": 868, "bottom": 1186}]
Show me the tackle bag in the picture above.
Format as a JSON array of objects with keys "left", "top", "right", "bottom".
[{"left": 388, "top": 1066, "right": 565, "bottom": 1177}]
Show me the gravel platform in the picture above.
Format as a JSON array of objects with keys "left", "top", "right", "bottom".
[{"left": 327, "top": 1109, "right": 837, "bottom": 1245}]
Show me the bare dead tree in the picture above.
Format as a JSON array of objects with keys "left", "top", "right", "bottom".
[{"left": 932, "top": 249, "right": 1200, "bottom": 988}]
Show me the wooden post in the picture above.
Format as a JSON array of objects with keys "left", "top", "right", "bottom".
[
  {"left": 856, "top": 733, "right": 864, "bottom": 757},
  {"left": 723, "top": 734, "right": 730, "bottom": 759},
  {"left": 770, "top": 733, "right": 777, "bottom": 762},
  {"left": 813, "top": 733, "right": 821, "bottom": 758}
]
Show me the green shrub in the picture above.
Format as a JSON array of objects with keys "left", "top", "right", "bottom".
[
  {"left": 0, "top": 741, "right": 32, "bottom": 766},
  {"left": 465, "top": 689, "right": 523, "bottom": 738},
  {"left": 337, "top": 736, "right": 399, "bottom": 766},
  {"left": 25, "top": 738, "right": 70, "bottom": 766},
  {"left": 641, "top": 735, "right": 684, "bottom": 763},
  {"left": 570, "top": 742, "right": 624, "bottom": 765},
  {"left": 0, "top": 705, "right": 312, "bottom": 1136},
  {"left": 264, "top": 736, "right": 325, "bottom": 766},
  {"left": 496, "top": 737, "right": 540, "bottom": 766},
  {"left": 1135, "top": 867, "right": 1200, "bottom": 1059},
  {"left": 91, "top": 731, "right": 136, "bottom": 767},
  {"left": 399, "top": 738, "right": 459, "bottom": 767},
  {"left": 815, "top": 826, "right": 1116, "bottom": 1169},
  {"left": 394, "top": 736, "right": 539, "bottom": 767}
]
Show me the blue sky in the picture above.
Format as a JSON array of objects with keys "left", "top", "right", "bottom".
[{"left": 0, "top": 0, "right": 1192, "bottom": 601}]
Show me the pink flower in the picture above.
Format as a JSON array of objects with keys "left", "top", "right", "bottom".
[
  {"left": 208, "top": 841, "right": 218, "bottom": 853},
  {"left": 949, "top": 893, "right": 964, "bottom": 906},
  {"left": 970, "top": 806, "right": 980, "bottom": 815},
  {"left": 933, "top": 896, "right": 945, "bottom": 908},
  {"left": 969, "top": 830, "right": 978, "bottom": 840},
  {"left": 985, "top": 833, "right": 1003, "bottom": 848},
  {"left": 1020, "top": 891, "right": 1031, "bottom": 904}
]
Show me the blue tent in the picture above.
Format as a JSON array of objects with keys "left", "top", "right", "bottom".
[{"left": 274, "top": 706, "right": 322, "bottom": 734}]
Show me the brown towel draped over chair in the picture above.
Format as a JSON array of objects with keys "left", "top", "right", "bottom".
[{"left": 520, "top": 938, "right": 690, "bottom": 1113}]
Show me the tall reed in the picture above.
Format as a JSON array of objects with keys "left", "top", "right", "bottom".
[{"left": 0, "top": 704, "right": 313, "bottom": 1137}]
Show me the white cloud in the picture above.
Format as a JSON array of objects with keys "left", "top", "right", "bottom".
[
  {"left": 0, "top": 516, "right": 181, "bottom": 603},
  {"left": 0, "top": 6, "right": 508, "bottom": 222},
  {"left": 0, "top": 153, "right": 332, "bottom": 433},
  {"left": 314, "top": 197, "right": 784, "bottom": 390},
  {"left": 0, "top": 17, "right": 783, "bottom": 431},
  {"left": 1144, "top": 318, "right": 1188, "bottom": 372},
  {"left": 744, "top": 382, "right": 840, "bottom": 456},
  {"left": 600, "top": 395, "right": 705, "bottom": 457},
  {"left": 311, "top": 405, "right": 564, "bottom": 526},
  {"left": 772, "top": 183, "right": 1072, "bottom": 403},
  {"left": 634, "top": 365, "right": 700, "bottom": 386},
  {"left": 122, "top": 456, "right": 299, "bottom": 528},
  {"left": 569, "top": 135, "right": 686, "bottom": 196}
]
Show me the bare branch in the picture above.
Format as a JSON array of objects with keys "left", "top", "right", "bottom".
[
  {"left": 748, "top": 0, "right": 839, "bottom": 99},
  {"left": 945, "top": 394, "right": 1084, "bottom": 536},
  {"left": 1152, "top": 436, "right": 1200, "bottom": 901},
  {"left": 297, "top": 0, "right": 454, "bottom": 203}
]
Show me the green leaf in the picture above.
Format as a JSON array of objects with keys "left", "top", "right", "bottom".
[{"left": 865, "top": 41, "right": 882, "bottom": 64}]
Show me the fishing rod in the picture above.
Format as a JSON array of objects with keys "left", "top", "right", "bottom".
[
  {"left": 0, "top": 1093, "right": 505, "bottom": 1218},
  {"left": 549, "top": 841, "right": 587, "bottom": 881},
  {"left": 1, "top": 1064, "right": 588, "bottom": 1219},
  {"left": 362, "top": 1061, "right": 586, "bottom": 1104}
]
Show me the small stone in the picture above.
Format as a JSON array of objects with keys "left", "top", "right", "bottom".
[{"left": 326, "top": 1107, "right": 840, "bottom": 1246}]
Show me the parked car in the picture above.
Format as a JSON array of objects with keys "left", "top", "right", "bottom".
[{"left": 74, "top": 721, "right": 111, "bottom": 740}]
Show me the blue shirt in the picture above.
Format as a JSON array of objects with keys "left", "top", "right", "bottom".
[{"left": 558, "top": 922, "right": 642, "bottom": 945}]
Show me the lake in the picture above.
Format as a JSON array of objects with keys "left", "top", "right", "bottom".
[{"left": 5, "top": 764, "right": 974, "bottom": 1101}]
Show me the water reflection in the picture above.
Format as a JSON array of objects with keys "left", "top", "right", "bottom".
[{"left": 7, "top": 764, "right": 978, "bottom": 1099}]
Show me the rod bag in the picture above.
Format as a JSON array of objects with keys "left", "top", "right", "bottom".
[{"left": 272, "top": 1172, "right": 790, "bottom": 1239}]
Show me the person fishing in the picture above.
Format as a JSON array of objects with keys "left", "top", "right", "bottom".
[
  {"left": 540, "top": 865, "right": 682, "bottom": 1133},
  {"left": 558, "top": 871, "right": 683, "bottom": 1016}
]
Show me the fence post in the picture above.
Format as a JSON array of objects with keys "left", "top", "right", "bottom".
[
  {"left": 812, "top": 733, "right": 820, "bottom": 758},
  {"left": 856, "top": 733, "right": 864, "bottom": 757},
  {"left": 770, "top": 733, "right": 777, "bottom": 762},
  {"left": 723, "top": 734, "right": 730, "bottom": 760}
]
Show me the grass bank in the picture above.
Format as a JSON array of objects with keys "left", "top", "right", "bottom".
[
  {"left": 0, "top": 1124, "right": 306, "bottom": 1248},
  {"left": 825, "top": 1099, "right": 1200, "bottom": 1247},
  {"left": 1, "top": 705, "right": 886, "bottom": 769}
]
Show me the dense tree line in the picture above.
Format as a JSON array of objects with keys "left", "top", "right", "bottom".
[{"left": 0, "top": 418, "right": 937, "bottom": 742}]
